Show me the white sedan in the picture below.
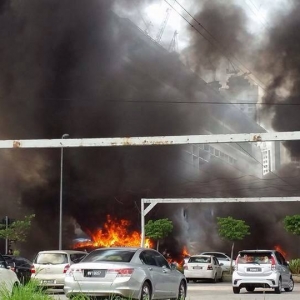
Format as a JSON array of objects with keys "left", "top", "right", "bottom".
[
  {"left": 200, "top": 252, "right": 235, "bottom": 272},
  {"left": 184, "top": 255, "right": 223, "bottom": 283}
]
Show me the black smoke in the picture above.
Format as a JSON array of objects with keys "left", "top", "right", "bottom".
[{"left": 0, "top": 0, "right": 300, "bottom": 260}]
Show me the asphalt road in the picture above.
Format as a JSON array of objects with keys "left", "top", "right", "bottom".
[{"left": 50, "top": 282, "right": 300, "bottom": 300}]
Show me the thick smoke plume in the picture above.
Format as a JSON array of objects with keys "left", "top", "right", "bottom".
[
  {"left": 255, "top": 1, "right": 300, "bottom": 159},
  {"left": 0, "top": 0, "right": 299, "bottom": 259}
]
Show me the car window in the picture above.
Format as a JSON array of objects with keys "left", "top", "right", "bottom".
[
  {"left": 189, "top": 256, "right": 211, "bottom": 263},
  {"left": 140, "top": 251, "right": 158, "bottom": 267},
  {"left": 275, "top": 252, "right": 284, "bottom": 265},
  {"left": 81, "top": 249, "right": 135, "bottom": 263},
  {"left": 70, "top": 253, "right": 86, "bottom": 263},
  {"left": 213, "top": 257, "right": 219, "bottom": 265},
  {"left": 35, "top": 253, "right": 68, "bottom": 264},
  {"left": 278, "top": 252, "right": 288, "bottom": 265},
  {"left": 152, "top": 252, "right": 170, "bottom": 269},
  {"left": 237, "top": 252, "right": 272, "bottom": 264},
  {"left": 215, "top": 254, "right": 227, "bottom": 260}
]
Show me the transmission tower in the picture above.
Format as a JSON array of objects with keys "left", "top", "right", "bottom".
[{"left": 168, "top": 30, "right": 178, "bottom": 52}]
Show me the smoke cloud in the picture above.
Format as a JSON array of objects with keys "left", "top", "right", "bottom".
[{"left": 0, "top": 0, "right": 299, "bottom": 259}]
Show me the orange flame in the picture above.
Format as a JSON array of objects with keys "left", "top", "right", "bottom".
[
  {"left": 274, "top": 245, "right": 287, "bottom": 258},
  {"left": 73, "top": 215, "right": 152, "bottom": 249},
  {"left": 182, "top": 246, "right": 190, "bottom": 257}
]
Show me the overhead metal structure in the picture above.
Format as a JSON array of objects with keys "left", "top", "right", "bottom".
[
  {"left": 140, "top": 197, "right": 300, "bottom": 247},
  {"left": 3, "top": 131, "right": 300, "bottom": 149},
  {"left": 3, "top": 130, "right": 300, "bottom": 248}
]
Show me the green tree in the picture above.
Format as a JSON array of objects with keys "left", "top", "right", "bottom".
[
  {"left": 217, "top": 216, "right": 250, "bottom": 273},
  {"left": 145, "top": 218, "right": 173, "bottom": 251},
  {"left": 283, "top": 215, "right": 300, "bottom": 236},
  {"left": 0, "top": 214, "right": 35, "bottom": 252}
]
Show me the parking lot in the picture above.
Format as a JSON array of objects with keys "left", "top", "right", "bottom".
[{"left": 50, "top": 282, "right": 300, "bottom": 300}]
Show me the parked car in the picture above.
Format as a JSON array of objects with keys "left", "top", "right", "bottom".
[
  {"left": 0, "top": 253, "right": 20, "bottom": 294},
  {"left": 232, "top": 249, "right": 294, "bottom": 294},
  {"left": 3, "top": 255, "right": 32, "bottom": 285},
  {"left": 64, "top": 247, "right": 187, "bottom": 299},
  {"left": 200, "top": 252, "right": 235, "bottom": 272},
  {"left": 31, "top": 250, "right": 87, "bottom": 289},
  {"left": 184, "top": 254, "right": 223, "bottom": 283}
]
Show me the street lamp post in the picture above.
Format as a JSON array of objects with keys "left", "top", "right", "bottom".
[{"left": 59, "top": 133, "right": 69, "bottom": 250}]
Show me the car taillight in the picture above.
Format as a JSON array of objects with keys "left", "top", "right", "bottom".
[
  {"left": 63, "top": 264, "right": 70, "bottom": 273},
  {"left": 31, "top": 265, "right": 35, "bottom": 274},
  {"left": 207, "top": 265, "right": 213, "bottom": 270},
  {"left": 107, "top": 268, "right": 134, "bottom": 277},
  {"left": 270, "top": 256, "right": 276, "bottom": 270},
  {"left": 235, "top": 257, "right": 239, "bottom": 269}
]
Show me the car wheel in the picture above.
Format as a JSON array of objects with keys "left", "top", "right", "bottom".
[
  {"left": 275, "top": 278, "right": 282, "bottom": 294},
  {"left": 246, "top": 286, "right": 255, "bottom": 292},
  {"left": 171, "top": 280, "right": 186, "bottom": 300},
  {"left": 219, "top": 274, "right": 223, "bottom": 282},
  {"left": 284, "top": 277, "right": 294, "bottom": 292},
  {"left": 140, "top": 282, "right": 152, "bottom": 300},
  {"left": 212, "top": 273, "right": 218, "bottom": 283},
  {"left": 233, "top": 287, "right": 240, "bottom": 294}
]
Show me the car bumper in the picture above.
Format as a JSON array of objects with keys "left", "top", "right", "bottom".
[
  {"left": 64, "top": 277, "right": 140, "bottom": 299},
  {"left": 31, "top": 274, "right": 65, "bottom": 288},
  {"left": 184, "top": 270, "right": 215, "bottom": 279},
  {"left": 232, "top": 273, "right": 279, "bottom": 288}
]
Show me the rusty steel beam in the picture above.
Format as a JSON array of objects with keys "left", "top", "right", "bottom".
[{"left": 3, "top": 131, "right": 300, "bottom": 149}]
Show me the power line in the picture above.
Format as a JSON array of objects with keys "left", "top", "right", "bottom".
[
  {"left": 165, "top": 0, "right": 268, "bottom": 92},
  {"left": 5, "top": 96, "right": 298, "bottom": 106},
  {"left": 163, "top": 0, "right": 239, "bottom": 73}
]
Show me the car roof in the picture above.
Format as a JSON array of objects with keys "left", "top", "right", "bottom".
[
  {"left": 190, "top": 255, "right": 212, "bottom": 258},
  {"left": 201, "top": 252, "right": 227, "bottom": 254},
  {"left": 37, "top": 250, "right": 87, "bottom": 254},
  {"left": 93, "top": 247, "right": 140, "bottom": 251},
  {"left": 239, "top": 250, "right": 275, "bottom": 253}
]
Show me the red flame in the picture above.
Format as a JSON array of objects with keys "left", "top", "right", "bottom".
[
  {"left": 274, "top": 245, "right": 287, "bottom": 258},
  {"left": 73, "top": 215, "right": 152, "bottom": 249}
]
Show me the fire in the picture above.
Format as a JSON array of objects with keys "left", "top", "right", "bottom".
[
  {"left": 73, "top": 215, "right": 152, "bottom": 249},
  {"left": 182, "top": 246, "right": 190, "bottom": 257},
  {"left": 274, "top": 245, "right": 287, "bottom": 258}
]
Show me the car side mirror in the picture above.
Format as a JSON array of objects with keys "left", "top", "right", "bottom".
[
  {"left": 170, "top": 263, "right": 177, "bottom": 270},
  {"left": 219, "top": 263, "right": 224, "bottom": 266}
]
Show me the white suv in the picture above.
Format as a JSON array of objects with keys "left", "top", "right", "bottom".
[
  {"left": 0, "top": 253, "right": 20, "bottom": 294},
  {"left": 233, "top": 250, "right": 294, "bottom": 294}
]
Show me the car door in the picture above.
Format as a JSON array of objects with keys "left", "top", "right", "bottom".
[
  {"left": 213, "top": 257, "right": 222, "bottom": 279},
  {"left": 275, "top": 252, "right": 290, "bottom": 285},
  {"left": 153, "top": 251, "right": 178, "bottom": 298},
  {"left": 140, "top": 250, "right": 165, "bottom": 299}
]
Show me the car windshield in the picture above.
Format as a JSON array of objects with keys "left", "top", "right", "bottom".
[
  {"left": 237, "top": 252, "right": 272, "bottom": 264},
  {"left": 81, "top": 249, "right": 136, "bottom": 263},
  {"left": 189, "top": 256, "right": 211, "bottom": 263},
  {"left": 35, "top": 253, "right": 68, "bottom": 265}
]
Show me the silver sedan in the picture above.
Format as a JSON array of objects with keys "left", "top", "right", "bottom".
[{"left": 64, "top": 247, "right": 187, "bottom": 300}]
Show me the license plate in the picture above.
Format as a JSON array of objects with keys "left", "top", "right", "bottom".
[
  {"left": 247, "top": 268, "right": 261, "bottom": 272},
  {"left": 41, "top": 280, "right": 55, "bottom": 284},
  {"left": 193, "top": 266, "right": 203, "bottom": 269},
  {"left": 84, "top": 269, "right": 105, "bottom": 277}
]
